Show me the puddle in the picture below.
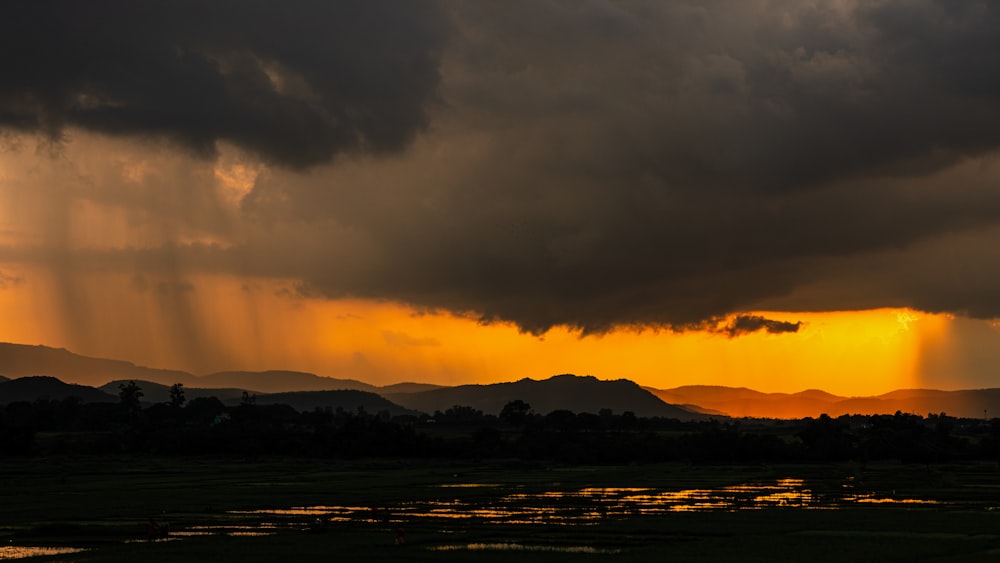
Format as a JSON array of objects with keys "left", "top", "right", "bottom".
[
  {"left": 183, "top": 523, "right": 283, "bottom": 537},
  {"left": 431, "top": 542, "right": 621, "bottom": 554},
  {"left": 0, "top": 546, "right": 88, "bottom": 560},
  {"left": 439, "top": 483, "right": 501, "bottom": 488},
  {"left": 852, "top": 497, "right": 942, "bottom": 505}
]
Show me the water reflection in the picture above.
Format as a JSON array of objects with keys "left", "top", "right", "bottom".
[
  {"left": 232, "top": 477, "right": 945, "bottom": 527},
  {"left": 0, "top": 475, "right": 958, "bottom": 559},
  {"left": 853, "top": 497, "right": 941, "bottom": 505},
  {"left": 0, "top": 546, "right": 87, "bottom": 560},
  {"left": 432, "top": 542, "right": 621, "bottom": 554},
  {"left": 184, "top": 523, "right": 282, "bottom": 537},
  {"left": 439, "top": 483, "right": 501, "bottom": 488}
]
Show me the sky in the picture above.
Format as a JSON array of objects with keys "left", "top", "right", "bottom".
[{"left": 1, "top": 1, "right": 1000, "bottom": 396}]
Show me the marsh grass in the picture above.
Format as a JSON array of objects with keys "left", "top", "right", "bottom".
[{"left": 2, "top": 457, "right": 1000, "bottom": 561}]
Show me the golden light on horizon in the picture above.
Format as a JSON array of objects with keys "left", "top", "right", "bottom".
[
  {"left": 0, "top": 266, "right": 962, "bottom": 396},
  {"left": 0, "top": 264, "right": 953, "bottom": 396}
]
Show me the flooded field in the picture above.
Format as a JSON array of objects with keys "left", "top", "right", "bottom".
[
  {"left": 230, "top": 476, "right": 955, "bottom": 530},
  {"left": 2, "top": 458, "right": 1000, "bottom": 562}
]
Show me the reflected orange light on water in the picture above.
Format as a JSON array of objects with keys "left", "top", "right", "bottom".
[
  {"left": 0, "top": 546, "right": 88, "bottom": 560},
  {"left": 229, "top": 477, "right": 951, "bottom": 528}
]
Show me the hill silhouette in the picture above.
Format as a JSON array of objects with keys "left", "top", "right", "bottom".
[
  {"left": 0, "top": 343, "right": 375, "bottom": 393},
  {"left": 0, "top": 343, "right": 194, "bottom": 387},
  {"left": 8, "top": 341, "right": 1000, "bottom": 419},
  {"left": 0, "top": 376, "right": 116, "bottom": 404},
  {"left": 95, "top": 380, "right": 413, "bottom": 415},
  {"left": 195, "top": 371, "right": 375, "bottom": 393},
  {"left": 378, "top": 382, "right": 444, "bottom": 394},
  {"left": 646, "top": 385, "right": 1000, "bottom": 419},
  {"left": 239, "top": 390, "right": 415, "bottom": 416},
  {"left": 386, "top": 374, "right": 703, "bottom": 419},
  {"left": 99, "top": 380, "right": 252, "bottom": 405},
  {"left": 646, "top": 386, "right": 842, "bottom": 419}
]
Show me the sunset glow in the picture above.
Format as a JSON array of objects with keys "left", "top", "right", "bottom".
[
  {"left": 0, "top": 263, "right": 969, "bottom": 396},
  {"left": 1, "top": 1, "right": 1000, "bottom": 404}
]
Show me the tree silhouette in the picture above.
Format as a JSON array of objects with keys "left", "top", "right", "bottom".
[
  {"left": 118, "top": 381, "right": 143, "bottom": 417},
  {"left": 169, "top": 383, "right": 185, "bottom": 408},
  {"left": 500, "top": 399, "right": 532, "bottom": 426},
  {"left": 241, "top": 391, "right": 256, "bottom": 406}
]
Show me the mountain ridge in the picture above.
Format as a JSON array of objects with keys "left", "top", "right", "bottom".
[
  {"left": 5, "top": 341, "right": 1000, "bottom": 418},
  {"left": 1, "top": 376, "right": 415, "bottom": 416},
  {"left": 645, "top": 385, "right": 1000, "bottom": 419},
  {"left": 386, "top": 374, "right": 705, "bottom": 420},
  {"left": 0, "top": 375, "right": 117, "bottom": 404}
]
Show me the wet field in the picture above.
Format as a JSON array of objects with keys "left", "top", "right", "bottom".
[{"left": 2, "top": 457, "right": 1000, "bottom": 561}]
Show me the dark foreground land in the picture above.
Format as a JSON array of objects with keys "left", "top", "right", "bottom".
[{"left": 2, "top": 457, "right": 1000, "bottom": 562}]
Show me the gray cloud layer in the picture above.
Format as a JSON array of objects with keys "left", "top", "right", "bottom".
[
  {"left": 6, "top": 0, "right": 1000, "bottom": 335},
  {"left": 0, "top": 0, "right": 447, "bottom": 167}
]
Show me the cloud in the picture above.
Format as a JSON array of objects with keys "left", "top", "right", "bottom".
[
  {"left": 0, "top": 1, "right": 448, "bottom": 168},
  {"left": 232, "top": 0, "right": 1000, "bottom": 334},
  {"left": 0, "top": 270, "right": 23, "bottom": 289},
  {"left": 713, "top": 315, "right": 803, "bottom": 338},
  {"left": 6, "top": 0, "right": 1000, "bottom": 343}
]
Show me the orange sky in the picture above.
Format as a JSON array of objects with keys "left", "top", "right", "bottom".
[{"left": 0, "top": 265, "right": 980, "bottom": 396}]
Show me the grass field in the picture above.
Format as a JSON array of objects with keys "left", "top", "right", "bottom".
[{"left": 2, "top": 457, "right": 1000, "bottom": 561}]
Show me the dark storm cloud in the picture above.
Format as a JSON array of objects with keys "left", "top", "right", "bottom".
[
  {"left": 0, "top": 0, "right": 447, "bottom": 167},
  {"left": 715, "top": 315, "right": 802, "bottom": 338},
  {"left": 235, "top": 0, "right": 1000, "bottom": 334},
  {"left": 11, "top": 1, "right": 1000, "bottom": 337}
]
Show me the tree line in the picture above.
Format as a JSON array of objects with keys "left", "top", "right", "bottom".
[{"left": 2, "top": 381, "right": 1000, "bottom": 464}]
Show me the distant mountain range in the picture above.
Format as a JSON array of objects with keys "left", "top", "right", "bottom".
[
  {"left": 98, "top": 380, "right": 250, "bottom": 404},
  {"left": 3, "top": 342, "right": 1000, "bottom": 419},
  {"left": 644, "top": 385, "right": 1000, "bottom": 419},
  {"left": 0, "top": 344, "right": 700, "bottom": 417},
  {"left": 192, "top": 371, "right": 377, "bottom": 393},
  {"left": 0, "top": 343, "right": 379, "bottom": 392},
  {"left": 0, "top": 373, "right": 686, "bottom": 419},
  {"left": 2, "top": 377, "right": 413, "bottom": 416},
  {"left": 0, "top": 343, "right": 191, "bottom": 388},
  {"left": 97, "top": 379, "right": 415, "bottom": 416}
]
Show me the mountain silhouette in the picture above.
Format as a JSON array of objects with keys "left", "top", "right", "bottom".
[
  {"left": 240, "top": 390, "right": 415, "bottom": 416},
  {"left": 0, "top": 343, "right": 374, "bottom": 392},
  {"left": 100, "top": 380, "right": 413, "bottom": 415},
  {"left": 645, "top": 385, "right": 1000, "bottom": 419},
  {"left": 0, "top": 376, "right": 116, "bottom": 404},
  {"left": 378, "top": 382, "right": 444, "bottom": 394},
  {"left": 386, "top": 374, "right": 704, "bottom": 419},
  {"left": 99, "top": 380, "right": 252, "bottom": 404},
  {"left": 0, "top": 343, "right": 194, "bottom": 387},
  {"left": 8, "top": 342, "right": 1000, "bottom": 419},
  {"left": 194, "top": 371, "right": 375, "bottom": 393},
  {"left": 646, "top": 386, "right": 841, "bottom": 419}
]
